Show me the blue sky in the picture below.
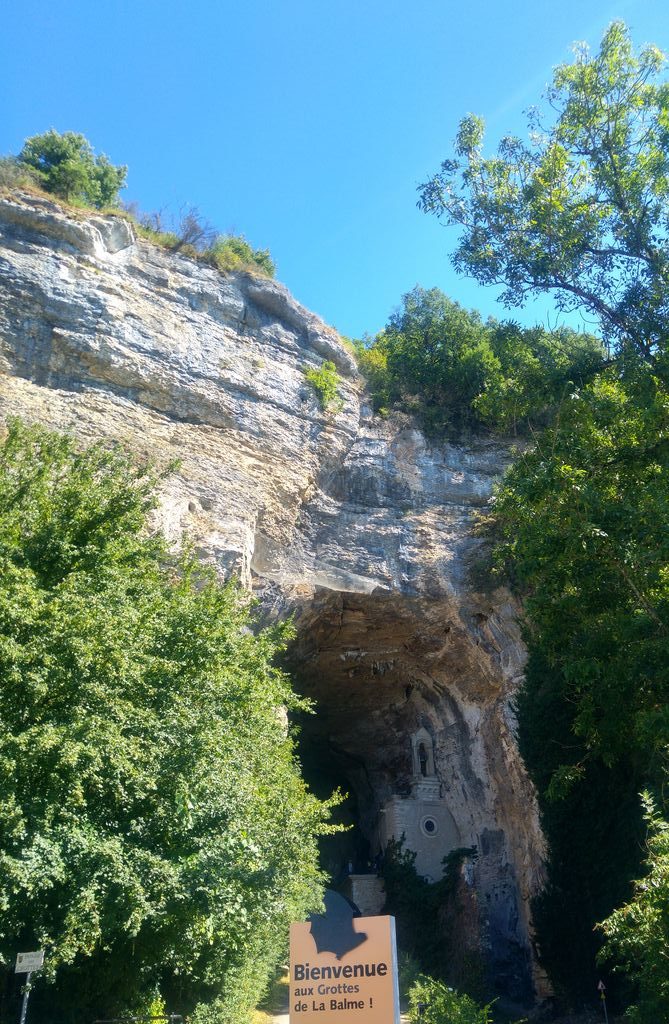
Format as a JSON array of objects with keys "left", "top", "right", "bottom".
[{"left": 2, "top": 0, "right": 667, "bottom": 338}]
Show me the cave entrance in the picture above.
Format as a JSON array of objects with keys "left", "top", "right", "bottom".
[
  {"left": 287, "top": 588, "right": 466, "bottom": 898},
  {"left": 284, "top": 586, "right": 538, "bottom": 1007}
]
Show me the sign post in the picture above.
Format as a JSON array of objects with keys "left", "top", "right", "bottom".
[
  {"left": 15, "top": 952, "right": 44, "bottom": 1024},
  {"left": 597, "top": 980, "right": 609, "bottom": 1024},
  {"left": 290, "top": 892, "right": 400, "bottom": 1024}
]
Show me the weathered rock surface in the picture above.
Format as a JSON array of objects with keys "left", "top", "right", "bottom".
[{"left": 0, "top": 192, "right": 547, "bottom": 1005}]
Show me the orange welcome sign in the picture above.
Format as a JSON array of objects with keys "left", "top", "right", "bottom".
[{"left": 289, "top": 913, "right": 400, "bottom": 1024}]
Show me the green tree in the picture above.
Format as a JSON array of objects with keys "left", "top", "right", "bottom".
[
  {"left": 418, "top": 21, "right": 669, "bottom": 1008},
  {"left": 479, "top": 323, "right": 604, "bottom": 434},
  {"left": 598, "top": 792, "right": 669, "bottom": 1023},
  {"left": 356, "top": 287, "right": 603, "bottom": 436},
  {"left": 495, "top": 369, "right": 669, "bottom": 778},
  {"left": 492, "top": 367, "right": 669, "bottom": 1003},
  {"left": 0, "top": 420, "right": 333, "bottom": 1024},
  {"left": 360, "top": 287, "right": 499, "bottom": 434},
  {"left": 418, "top": 23, "right": 669, "bottom": 361},
  {"left": 385, "top": 287, "right": 498, "bottom": 433},
  {"left": 18, "top": 130, "right": 127, "bottom": 208}
]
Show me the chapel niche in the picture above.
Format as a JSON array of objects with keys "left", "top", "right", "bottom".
[{"left": 377, "top": 724, "right": 460, "bottom": 881}]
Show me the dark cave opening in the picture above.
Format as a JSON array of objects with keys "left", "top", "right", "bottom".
[
  {"left": 282, "top": 586, "right": 540, "bottom": 1009},
  {"left": 295, "top": 731, "right": 373, "bottom": 882}
]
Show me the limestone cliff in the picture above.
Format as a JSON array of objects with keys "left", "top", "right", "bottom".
[{"left": 0, "top": 192, "right": 547, "bottom": 1005}]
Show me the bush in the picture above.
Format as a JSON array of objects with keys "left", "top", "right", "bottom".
[
  {"left": 204, "top": 234, "right": 276, "bottom": 277},
  {"left": 18, "top": 130, "right": 127, "bottom": 208},
  {"left": 355, "top": 287, "right": 604, "bottom": 436},
  {"left": 598, "top": 793, "right": 669, "bottom": 1023},
  {"left": 304, "top": 360, "right": 342, "bottom": 411},
  {"left": 126, "top": 210, "right": 277, "bottom": 278},
  {"left": 0, "top": 419, "right": 336, "bottom": 1024},
  {"left": 407, "top": 975, "right": 494, "bottom": 1024}
]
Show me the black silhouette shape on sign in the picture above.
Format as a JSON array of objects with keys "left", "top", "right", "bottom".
[{"left": 308, "top": 890, "right": 368, "bottom": 960}]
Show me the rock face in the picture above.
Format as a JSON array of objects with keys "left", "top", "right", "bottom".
[{"left": 0, "top": 192, "right": 547, "bottom": 1005}]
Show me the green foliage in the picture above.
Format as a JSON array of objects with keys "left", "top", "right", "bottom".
[
  {"left": 304, "top": 360, "right": 342, "bottom": 411},
  {"left": 476, "top": 323, "right": 604, "bottom": 435},
  {"left": 368, "top": 288, "right": 498, "bottom": 434},
  {"left": 495, "top": 368, "right": 669, "bottom": 777},
  {"left": 407, "top": 974, "right": 494, "bottom": 1024},
  {"left": 124, "top": 202, "right": 276, "bottom": 279},
  {"left": 418, "top": 23, "right": 669, "bottom": 361},
  {"left": 204, "top": 234, "right": 276, "bottom": 277},
  {"left": 598, "top": 792, "right": 669, "bottom": 1023},
  {"left": 18, "top": 130, "right": 127, "bottom": 208},
  {"left": 356, "top": 286, "right": 603, "bottom": 436},
  {"left": 492, "top": 366, "right": 669, "bottom": 1003},
  {"left": 380, "top": 840, "right": 482, "bottom": 997},
  {"left": 416, "top": 22, "right": 669, "bottom": 1007},
  {"left": 0, "top": 420, "right": 334, "bottom": 1024}
]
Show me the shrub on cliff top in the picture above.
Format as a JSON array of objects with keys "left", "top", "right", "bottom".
[
  {"left": 356, "top": 286, "right": 604, "bottom": 437},
  {"left": 203, "top": 233, "right": 276, "bottom": 277},
  {"left": 18, "top": 130, "right": 127, "bottom": 208},
  {"left": 0, "top": 156, "right": 39, "bottom": 192},
  {"left": 122, "top": 202, "right": 276, "bottom": 278}
]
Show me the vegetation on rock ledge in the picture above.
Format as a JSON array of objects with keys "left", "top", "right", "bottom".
[
  {"left": 304, "top": 360, "right": 343, "bottom": 411},
  {"left": 18, "top": 129, "right": 127, "bottom": 209},
  {"left": 0, "top": 130, "right": 276, "bottom": 278},
  {"left": 356, "top": 286, "right": 604, "bottom": 436}
]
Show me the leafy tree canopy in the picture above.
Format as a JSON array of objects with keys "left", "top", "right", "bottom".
[
  {"left": 418, "top": 22, "right": 669, "bottom": 361},
  {"left": 356, "top": 286, "right": 603, "bottom": 435},
  {"left": 598, "top": 791, "right": 669, "bottom": 1024},
  {"left": 494, "top": 367, "right": 669, "bottom": 781},
  {"left": 493, "top": 367, "right": 669, "bottom": 1006},
  {"left": 0, "top": 420, "right": 333, "bottom": 1024},
  {"left": 416, "top": 21, "right": 669, "bottom": 1013},
  {"left": 18, "top": 130, "right": 127, "bottom": 208}
]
